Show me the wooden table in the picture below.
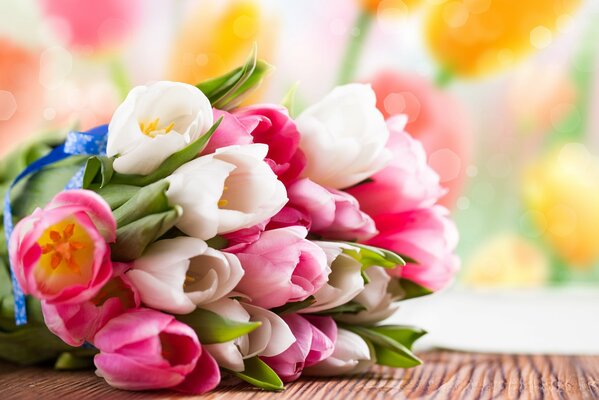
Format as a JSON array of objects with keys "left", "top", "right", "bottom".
[{"left": 1, "top": 351, "right": 598, "bottom": 399}]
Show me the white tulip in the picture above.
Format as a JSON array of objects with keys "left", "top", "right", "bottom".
[
  {"left": 166, "top": 144, "right": 288, "bottom": 240},
  {"left": 107, "top": 81, "right": 213, "bottom": 175},
  {"left": 296, "top": 84, "right": 391, "bottom": 189},
  {"left": 336, "top": 266, "right": 401, "bottom": 325},
  {"left": 304, "top": 329, "right": 373, "bottom": 376},
  {"left": 126, "top": 237, "right": 244, "bottom": 314},
  {"left": 301, "top": 242, "right": 364, "bottom": 313},
  {"left": 202, "top": 299, "right": 295, "bottom": 372}
]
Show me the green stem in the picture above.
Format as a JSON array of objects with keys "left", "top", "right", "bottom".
[
  {"left": 434, "top": 66, "right": 455, "bottom": 88},
  {"left": 337, "top": 11, "right": 373, "bottom": 85},
  {"left": 109, "top": 56, "right": 132, "bottom": 101}
]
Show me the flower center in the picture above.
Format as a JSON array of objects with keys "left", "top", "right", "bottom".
[
  {"left": 36, "top": 218, "right": 95, "bottom": 294},
  {"left": 139, "top": 117, "right": 176, "bottom": 138},
  {"left": 218, "top": 185, "right": 229, "bottom": 209},
  {"left": 40, "top": 223, "right": 86, "bottom": 273}
]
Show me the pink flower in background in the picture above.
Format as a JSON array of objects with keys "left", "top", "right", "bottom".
[
  {"left": 347, "top": 116, "right": 445, "bottom": 216},
  {"left": 9, "top": 190, "right": 116, "bottom": 304},
  {"left": 205, "top": 105, "right": 306, "bottom": 183},
  {"left": 41, "top": 263, "right": 139, "bottom": 346},
  {"left": 227, "top": 226, "right": 330, "bottom": 309},
  {"left": 40, "top": 0, "right": 142, "bottom": 51},
  {"left": 368, "top": 70, "right": 472, "bottom": 208},
  {"left": 262, "top": 314, "right": 336, "bottom": 382},
  {"left": 366, "top": 206, "right": 460, "bottom": 291},
  {"left": 285, "top": 178, "right": 376, "bottom": 241},
  {"left": 0, "top": 38, "right": 44, "bottom": 156},
  {"left": 94, "top": 308, "right": 220, "bottom": 394}
]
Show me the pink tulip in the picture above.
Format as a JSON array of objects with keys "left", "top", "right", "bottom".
[
  {"left": 366, "top": 206, "right": 460, "bottom": 291},
  {"left": 285, "top": 178, "right": 376, "bottom": 241},
  {"left": 94, "top": 308, "right": 220, "bottom": 394},
  {"left": 262, "top": 314, "right": 336, "bottom": 382},
  {"left": 41, "top": 263, "right": 139, "bottom": 347},
  {"left": 368, "top": 70, "right": 472, "bottom": 208},
  {"left": 226, "top": 226, "right": 329, "bottom": 309},
  {"left": 347, "top": 116, "right": 445, "bottom": 216},
  {"left": 201, "top": 109, "right": 254, "bottom": 155},
  {"left": 204, "top": 105, "right": 306, "bottom": 183},
  {"left": 9, "top": 190, "right": 115, "bottom": 304},
  {"left": 40, "top": 0, "right": 142, "bottom": 52},
  {"left": 235, "top": 105, "right": 306, "bottom": 183}
]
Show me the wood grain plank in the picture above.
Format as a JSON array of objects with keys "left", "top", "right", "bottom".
[{"left": 1, "top": 351, "right": 598, "bottom": 399}]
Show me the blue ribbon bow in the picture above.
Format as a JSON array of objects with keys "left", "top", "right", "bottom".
[{"left": 3, "top": 125, "right": 108, "bottom": 325}]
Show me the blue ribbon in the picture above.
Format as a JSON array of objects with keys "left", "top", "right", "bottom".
[{"left": 3, "top": 125, "right": 108, "bottom": 325}]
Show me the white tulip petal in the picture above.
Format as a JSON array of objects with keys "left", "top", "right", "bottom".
[
  {"left": 304, "top": 329, "right": 372, "bottom": 377},
  {"left": 204, "top": 342, "right": 245, "bottom": 372},
  {"left": 243, "top": 304, "right": 295, "bottom": 358},
  {"left": 166, "top": 145, "right": 288, "bottom": 240},
  {"left": 302, "top": 242, "right": 365, "bottom": 313},
  {"left": 107, "top": 81, "right": 213, "bottom": 175},
  {"left": 297, "top": 84, "right": 390, "bottom": 189}
]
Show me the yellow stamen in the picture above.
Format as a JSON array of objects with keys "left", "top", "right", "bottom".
[
  {"left": 184, "top": 274, "right": 196, "bottom": 285},
  {"left": 139, "top": 118, "right": 177, "bottom": 138},
  {"left": 218, "top": 199, "right": 228, "bottom": 208},
  {"left": 164, "top": 121, "right": 175, "bottom": 133},
  {"left": 40, "top": 224, "right": 86, "bottom": 273}
]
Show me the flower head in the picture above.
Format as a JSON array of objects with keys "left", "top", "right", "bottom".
[
  {"left": 107, "top": 81, "right": 213, "bottom": 175},
  {"left": 10, "top": 190, "right": 115, "bottom": 304}
]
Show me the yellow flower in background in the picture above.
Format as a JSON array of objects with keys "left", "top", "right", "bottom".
[
  {"left": 168, "top": 0, "right": 277, "bottom": 100},
  {"left": 424, "top": 0, "right": 581, "bottom": 77},
  {"left": 463, "top": 234, "right": 549, "bottom": 287},
  {"left": 524, "top": 143, "right": 599, "bottom": 268}
]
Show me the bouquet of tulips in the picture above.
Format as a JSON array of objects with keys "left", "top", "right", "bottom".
[{"left": 0, "top": 52, "right": 459, "bottom": 394}]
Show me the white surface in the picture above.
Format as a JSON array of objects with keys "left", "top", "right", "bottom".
[{"left": 387, "top": 287, "right": 599, "bottom": 355}]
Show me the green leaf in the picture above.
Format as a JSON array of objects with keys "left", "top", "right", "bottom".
[
  {"left": 0, "top": 325, "right": 73, "bottom": 365},
  {"left": 112, "top": 180, "right": 170, "bottom": 227},
  {"left": 10, "top": 156, "right": 88, "bottom": 220},
  {"left": 228, "top": 356, "right": 284, "bottom": 391},
  {"left": 109, "top": 118, "right": 222, "bottom": 187},
  {"left": 343, "top": 243, "right": 406, "bottom": 270},
  {"left": 398, "top": 279, "right": 433, "bottom": 301},
  {"left": 177, "top": 308, "right": 261, "bottom": 344},
  {"left": 54, "top": 349, "right": 98, "bottom": 370},
  {"left": 218, "top": 60, "right": 273, "bottom": 110},
  {"left": 205, "top": 235, "right": 229, "bottom": 250},
  {"left": 111, "top": 206, "right": 182, "bottom": 261},
  {"left": 369, "top": 325, "right": 427, "bottom": 350},
  {"left": 82, "top": 156, "right": 114, "bottom": 189},
  {"left": 370, "top": 343, "right": 422, "bottom": 368},
  {"left": 281, "top": 82, "right": 300, "bottom": 118},
  {"left": 314, "top": 300, "right": 367, "bottom": 316},
  {"left": 196, "top": 46, "right": 273, "bottom": 110},
  {"left": 271, "top": 296, "right": 316, "bottom": 315},
  {"left": 91, "top": 184, "right": 140, "bottom": 209},
  {"left": 343, "top": 325, "right": 422, "bottom": 368}
]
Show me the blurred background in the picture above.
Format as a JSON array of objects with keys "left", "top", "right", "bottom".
[{"left": 1, "top": 0, "right": 598, "bottom": 352}]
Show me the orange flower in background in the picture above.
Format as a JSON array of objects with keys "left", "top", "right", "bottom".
[
  {"left": 425, "top": 0, "right": 581, "bottom": 77},
  {"left": 523, "top": 143, "right": 599, "bottom": 268},
  {"left": 0, "top": 38, "right": 44, "bottom": 156},
  {"left": 360, "top": 0, "right": 423, "bottom": 14},
  {"left": 368, "top": 70, "right": 472, "bottom": 209},
  {"left": 168, "top": 0, "right": 277, "bottom": 98}
]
